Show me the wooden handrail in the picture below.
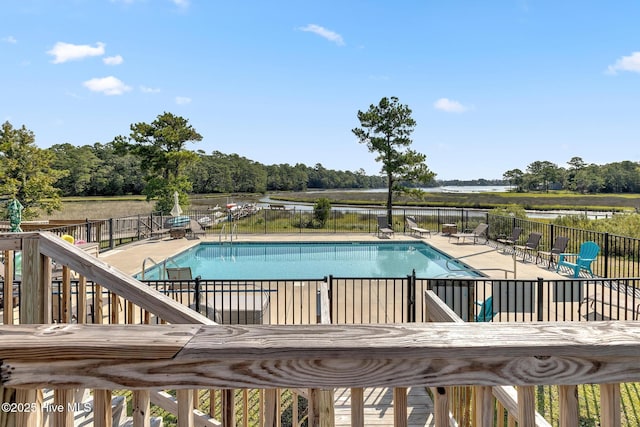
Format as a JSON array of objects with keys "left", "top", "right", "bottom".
[
  {"left": 2, "top": 322, "right": 640, "bottom": 390},
  {"left": 0, "top": 232, "right": 213, "bottom": 325}
]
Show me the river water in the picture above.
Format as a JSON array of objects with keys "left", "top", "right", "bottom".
[{"left": 259, "top": 186, "right": 614, "bottom": 220}]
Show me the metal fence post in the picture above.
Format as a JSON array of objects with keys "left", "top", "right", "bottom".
[
  {"left": 194, "top": 276, "right": 201, "bottom": 313},
  {"left": 604, "top": 232, "right": 610, "bottom": 278},
  {"left": 537, "top": 277, "right": 544, "bottom": 322},
  {"left": 407, "top": 270, "right": 416, "bottom": 323},
  {"left": 108, "top": 218, "right": 114, "bottom": 250}
]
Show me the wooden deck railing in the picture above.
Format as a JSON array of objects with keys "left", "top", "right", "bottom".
[
  {"left": 2, "top": 232, "right": 638, "bottom": 426},
  {"left": 2, "top": 321, "right": 639, "bottom": 426}
]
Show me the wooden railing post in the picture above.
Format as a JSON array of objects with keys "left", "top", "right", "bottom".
[
  {"left": 475, "top": 386, "right": 493, "bottom": 427},
  {"left": 177, "top": 389, "right": 194, "bottom": 427},
  {"left": 93, "top": 389, "right": 112, "bottom": 427},
  {"left": 350, "top": 388, "right": 364, "bottom": 427},
  {"left": 517, "top": 386, "right": 535, "bottom": 426},
  {"left": 393, "top": 387, "right": 408, "bottom": 427},
  {"left": 558, "top": 385, "right": 578, "bottom": 427},
  {"left": 600, "top": 383, "right": 621, "bottom": 427},
  {"left": 2, "top": 250, "right": 14, "bottom": 325},
  {"left": 132, "top": 390, "right": 150, "bottom": 427},
  {"left": 432, "top": 387, "right": 450, "bottom": 427},
  {"left": 221, "top": 389, "right": 236, "bottom": 427}
]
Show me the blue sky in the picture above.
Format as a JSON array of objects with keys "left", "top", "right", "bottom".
[{"left": 2, "top": 1, "right": 640, "bottom": 181}]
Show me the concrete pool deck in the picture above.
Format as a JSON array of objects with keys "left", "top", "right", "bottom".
[{"left": 99, "top": 232, "right": 569, "bottom": 280}]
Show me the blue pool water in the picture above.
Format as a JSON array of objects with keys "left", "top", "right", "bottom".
[{"left": 138, "top": 242, "right": 481, "bottom": 280}]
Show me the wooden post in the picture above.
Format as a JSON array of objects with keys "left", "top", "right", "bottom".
[
  {"left": 393, "top": 387, "right": 408, "bottom": 427},
  {"left": 222, "top": 389, "right": 235, "bottom": 427},
  {"left": 600, "top": 383, "right": 621, "bottom": 427},
  {"left": 350, "top": 388, "right": 364, "bottom": 427},
  {"left": 432, "top": 387, "right": 449, "bottom": 427},
  {"left": 517, "top": 386, "right": 535, "bottom": 427},
  {"left": 475, "top": 386, "right": 493, "bottom": 427},
  {"left": 93, "top": 389, "right": 112, "bottom": 427},
  {"left": 12, "top": 239, "right": 47, "bottom": 427},
  {"left": 264, "top": 389, "right": 278, "bottom": 427},
  {"left": 54, "top": 388, "right": 75, "bottom": 427},
  {"left": 2, "top": 250, "right": 14, "bottom": 325},
  {"left": 177, "top": 389, "right": 194, "bottom": 427},
  {"left": 132, "top": 390, "right": 150, "bottom": 427},
  {"left": 77, "top": 276, "right": 87, "bottom": 324},
  {"left": 558, "top": 385, "right": 578, "bottom": 427},
  {"left": 61, "top": 266, "right": 72, "bottom": 323}
]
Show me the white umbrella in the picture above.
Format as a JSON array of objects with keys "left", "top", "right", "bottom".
[{"left": 170, "top": 191, "right": 183, "bottom": 217}]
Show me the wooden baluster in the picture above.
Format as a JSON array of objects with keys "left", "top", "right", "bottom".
[
  {"left": 209, "top": 389, "right": 217, "bottom": 418},
  {"left": 600, "top": 383, "right": 621, "bottom": 427},
  {"left": 94, "top": 284, "right": 104, "bottom": 324},
  {"left": 93, "top": 389, "right": 112, "bottom": 427},
  {"left": 110, "top": 292, "right": 120, "bottom": 324},
  {"left": 222, "top": 389, "right": 236, "bottom": 427},
  {"left": 393, "top": 387, "right": 408, "bottom": 427},
  {"left": 2, "top": 250, "right": 14, "bottom": 324},
  {"left": 77, "top": 276, "right": 87, "bottom": 324},
  {"left": 432, "top": 387, "right": 449, "bottom": 427},
  {"left": 350, "top": 388, "right": 364, "bottom": 427},
  {"left": 242, "top": 389, "right": 249, "bottom": 427},
  {"left": 264, "top": 389, "right": 277, "bottom": 427},
  {"left": 474, "top": 386, "right": 493, "bottom": 427},
  {"left": 177, "top": 389, "right": 194, "bottom": 427},
  {"left": 517, "top": 386, "right": 535, "bottom": 427},
  {"left": 132, "top": 390, "right": 150, "bottom": 427},
  {"left": 61, "top": 266, "right": 71, "bottom": 323},
  {"left": 558, "top": 385, "right": 578, "bottom": 427},
  {"left": 54, "top": 388, "right": 74, "bottom": 427},
  {"left": 496, "top": 401, "right": 505, "bottom": 427}
]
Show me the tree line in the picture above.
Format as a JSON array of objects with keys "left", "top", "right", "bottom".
[
  {"left": 503, "top": 157, "right": 640, "bottom": 193},
  {"left": 0, "top": 116, "right": 388, "bottom": 218}
]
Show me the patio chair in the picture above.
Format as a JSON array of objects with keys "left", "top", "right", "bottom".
[
  {"left": 514, "top": 232, "right": 543, "bottom": 262},
  {"left": 536, "top": 236, "right": 569, "bottom": 269},
  {"left": 405, "top": 216, "right": 431, "bottom": 238},
  {"left": 449, "top": 223, "right": 488, "bottom": 244},
  {"left": 166, "top": 267, "right": 193, "bottom": 280},
  {"left": 376, "top": 215, "right": 394, "bottom": 238},
  {"left": 188, "top": 219, "right": 207, "bottom": 239},
  {"left": 474, "top": 296, "right": 496, "bottom": 322},
  {"left": 556, "top": 241, "right": 600, "bottom": 278},
  {"left": 497, "top": 227, "right": 523, "bottom": 252}
]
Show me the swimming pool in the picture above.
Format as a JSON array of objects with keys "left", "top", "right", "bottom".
[{"left": 139, "top": 241, "right": 482, "bottom": 280}]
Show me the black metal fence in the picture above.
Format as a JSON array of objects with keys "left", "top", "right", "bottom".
[
  {"left": 4, "top": 276, "right": 639, "bottom": 326},
  {"left": 27, "top": 207, "right": 640, "bottom": 279}
]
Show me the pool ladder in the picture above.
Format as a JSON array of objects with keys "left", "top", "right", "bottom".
[
  {"left": 219, "top": 222, "right": 238, "bottom": 243},
  {"left": 141, "top": 256, "right": 182, "bottom": 279}
]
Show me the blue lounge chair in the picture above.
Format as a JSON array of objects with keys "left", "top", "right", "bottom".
[
  {"left": 556, "top": 241, "right": 600, "bottom": 278},
  {"left": 474, "top": 296, "right": 496, "bottom": 322}
]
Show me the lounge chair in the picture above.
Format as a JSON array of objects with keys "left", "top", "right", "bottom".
[
  {"left": 166, "top": 267, "right": 193, "bottom": 280},
  {"left": 556, "top": 241, "right": 600, "bottom": 278},
  {"left": 474, "top": 296, "right": 496, "bottom": 322},
  {"left": 514, "top": 232, "right": 542, "bottom": 262},
  {"left": 449, "top": 223, "right": 488, "bottom": 244},
  {"left": 188, "top": 219, "right": 207, "bottom": 239},
  {"left": 536, "top": 236, "right": 569, "bottom": 269},
  {"left": 497, "top": 227, "right": 523, "bottom": 252},
  {"left": 376, "top": 215, "right": 394, "bottom": 238},
  {"left": 405, "top": 216, "right": 431, "bottom": 238}
]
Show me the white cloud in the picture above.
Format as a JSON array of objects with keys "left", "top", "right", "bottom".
[
  {"left": 607, "top": 52, "right": 640, "bottom": 75},
  {"left": 83, "top": 76, "right": 131, "bottom": 95},
  {"left": 434, "top": 98, "right": 469, "bottom": 113},
  {"left": 103, "top": 55, "right": 123, "bottom": 65},
  {"left": 298, "top": 24, "right": 345, "bottom": 46},
  {"left": 140, "top": 85, "right": 161, "bottom": 93},
  {"left": 2, "top": 36, "right": 17, "bottom": 44},
  {"left": 175, "top": 96, "right": 191, "bottom": 105},
  {"left": 48, "top": 41, "right": 105, "bottom": 64},
  {"left": 171, "top": 0, "right": 189, "bottom": 7}
]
